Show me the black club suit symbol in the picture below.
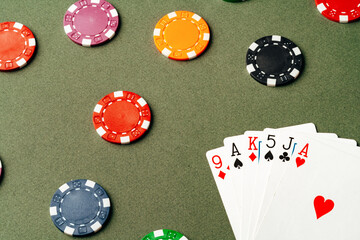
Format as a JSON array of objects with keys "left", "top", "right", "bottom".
[{"left": 279, "top": 152, "right": 290, "bottom": 162}]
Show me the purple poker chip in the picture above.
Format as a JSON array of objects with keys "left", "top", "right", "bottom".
[{"left": 63, "top": 0, "right": 119, "bottom": 47}]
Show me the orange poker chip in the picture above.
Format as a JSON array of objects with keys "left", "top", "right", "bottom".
[
  {"left": 0, "top": 22, "right": 36, "bottom": 71},
  {"left": 153, "top": 11, "right": 210, "bottom": 61},
  {"left": 92, "top": 91, "right": 151, "bottom": 144}
]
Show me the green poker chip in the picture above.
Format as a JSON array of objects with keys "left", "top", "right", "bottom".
[{"left": 142, "top": 229, "right": 188, "bottom": 240}]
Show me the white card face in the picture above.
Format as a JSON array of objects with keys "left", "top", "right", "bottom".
[
  {"left": 256, "top": 140, "right": 360, "bottom": 240},
  {"left": 222, "top": 134, "right": 248, "bottom": 240},
  {"left": 254, "top": 133, "right": 357, "bottom": 237},
  {"left": 206, "top": 147, "right": 242, "bottom": 239}
]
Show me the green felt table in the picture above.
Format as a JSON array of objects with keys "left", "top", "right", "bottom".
[{"left": 0, "top": 0, "right": 359, "bottom": 239}]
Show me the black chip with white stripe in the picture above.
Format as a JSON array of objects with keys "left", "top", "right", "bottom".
[{"left": 246, "top": 35, "right": 304, "bottom": 87}]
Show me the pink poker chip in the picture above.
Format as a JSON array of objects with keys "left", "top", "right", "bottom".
[{"left": 63, "top": 0, "right": 119, "bottom": 47}]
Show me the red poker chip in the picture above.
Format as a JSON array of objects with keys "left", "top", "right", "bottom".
[
  {"left": 0, "top": 22, "right": 36, "bottom": 71},
  {"left": 93, "top": 91, "right": 151, "bottom": 144},
  {"left": 315, "top": 0, "right": 360, "bottom": 23}
]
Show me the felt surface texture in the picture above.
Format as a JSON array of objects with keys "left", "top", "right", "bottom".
[{"left": 0, "top": 0, "right": 359, "bottom": 239}]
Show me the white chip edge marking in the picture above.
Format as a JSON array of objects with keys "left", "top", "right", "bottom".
[
  {"left": 91, "top": 221, "right": 102, "bottom": 232},
  {"left": 292, "top": 47, "right": 301, "bottom": 56},
  {"left": 290, "top": 69, "right": 300, "bottom": 78},
  {"left": 16, "top": 58, "right": 27, "bottom": 68},
  {"left": 192, "top": 14, "right": 201, "bottom": 22},
  {"left": 153, "top": 28, "right": 161, "bottom": 36},
  {"left": 49, "top": 206, "right": 58, "bottom": 216},
  {"left": 110, "top": 9, "right": 118, "bottom": 17},
  {"left": 29, "top": 38, "right": 36, "bottom": 47},
  {"left": 68, "top": 4, "right": 78, "bottom": 13},
  {"left": 94, "top": 104, "right": 103, "bottom": 113},
  {"left": 120, "top": 136, "right": 130, "bottom": 144},
  {"left": 246, "top": 64, "right": 256, "bottom": 74},
  {"left": 267, "top": 78, "right": 276, "bottom": 87},
  {"left": 141, "top": 120, "right": 150, "bottom": 130},
  {"left": 85, "top": 180, "right": 96, "bottom": 188},
  {"left": 317, "top": 3, "right": 326, "bottom": 13},
  {"left": 59, "top": 183, "right": 70, "bottom": 193},
  {"left": 180, "top": 236, "right": 189, "bottom": 240},
  {"left": 187, "top": 50, "right": 197, "bottom": 59},
  {"left": 103, "top": 198, "right": 111, "bottom": 208},
  {"left": 154, "top": 230, "right": 164, "bottom": 237},
  {"left": 137, "top": 98, "right": 147, "bottom": 107},
  {"left": 82, "top": 39, "right": 92, "bottom": 47},
  {"left": 105, "top": 29, "right": 115, "bottom": 39},
  {"left": 64, "top": 25, "right": 72, "bottom": 34},
  {"left": 339, "top": 15, "right": 349, "bottom": 23},
  {"left": 0, "top": 160, "right": 2, "bottom": 168},
  {"left": 91, "top": 0, "right": 100, "bottom": 4},
  {"left": 96, "top": 127, "right": 106, "bottom": 136},
  {"left": 114, "top": 91, "right": 124, "bottom": 98},
  {"left": 168, "top": 12, "right": 177, "bottom": 19},
  {"left": 14, "top": 22, "right": 23, "bottom": 30},
  {"left": 272, "top": 35, "right": 281, "bottom": 42},
  {"left": 162, "top": 48, "right": 172, "bottom": 58},
  {"left": 203, "top": 33, "right": 210, "bottom": 41},
  {"left": 64, "top": 226, "right": 75, "bottom": 236},
  {"left": 249, "top": 42, "right": 259, "bottom": 51}
]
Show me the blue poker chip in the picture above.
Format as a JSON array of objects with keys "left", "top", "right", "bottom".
[{"left": 49, "top": 179, "right": 111, "bottom": 236}]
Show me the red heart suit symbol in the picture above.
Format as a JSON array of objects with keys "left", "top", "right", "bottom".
[
  {"left": 296, "top": 157, "right": 305, "bottom": 167},
  {"left": 314, "top": 195, "right": 334, "bottom": 219}
]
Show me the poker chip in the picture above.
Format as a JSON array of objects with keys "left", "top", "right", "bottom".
[
  {"left": 63, "top": 0, "right": 119, "bottom": 47},
  {"left": 314, "top": 0, "right": 360, "bottom": 23},
  {"left": 49, "top": 179, "right": 111, "bottom": 236},
  {"left": 153, "top": 11, "right": 210, "bottom": 61},
  {"left": 142, "top": 229, "right": 188, "bottom": 240},
  {"left": 246, "top": 35, "right": 304, "bottom": 87},
  {"left": 0, "top": 160, "right": 2, "bottom": 178},
  {"left": 0, "top": 22, "right": 36, "bottom": 71},
  {"left": 93, "top": 91, "right": 151, "bottom": 144}
]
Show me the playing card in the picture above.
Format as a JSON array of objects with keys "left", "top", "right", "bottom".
[
  {"left": 206, "top": 147, "right": 242, "bottom": 239},
  {"left": 253, "top": 133, "right": 356, "bottom": 238},
  {"left": 256, "top": 139, "right": 360, "bottom": 240}
]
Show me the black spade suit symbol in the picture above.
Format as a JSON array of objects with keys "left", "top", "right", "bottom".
[
  {"left": 234, "top": 158, "right": 243, "bottom": 169},
  {"left": 264, "top": 151, "right": 274, "bottom": 161}
]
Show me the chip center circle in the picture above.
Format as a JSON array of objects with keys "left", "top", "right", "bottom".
[
  {"left": 0, "top": 31, "right": 26, "bottom": 60},
  {"left": 256, "top": 45, "right": 291, "bottom": 75},
  {"left": 103, "top": 101, "right": 140, "bottom": 133},
  {"left": 164, "top": 19, "right": 200, "bottom": 50},
  {"left": 61, "top": 189, "right": 99, "bottom": 224},
  {"left": 74, "top": 7, "right": 108, "bottom": 35}
]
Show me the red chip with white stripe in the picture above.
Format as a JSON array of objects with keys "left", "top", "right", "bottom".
[
  {"left": 314, "top": 0, "right": 360, "bottom": 23},
  {"left": 0, "top": 22, "right": 36, "bottom": 71},
  {"left": 93, "top": 91, "right": 151, "bottom": 144}
]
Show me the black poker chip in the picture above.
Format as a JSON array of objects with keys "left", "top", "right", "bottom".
[{"left": 246, "top": 35, "right": 304, "bottom": 87}]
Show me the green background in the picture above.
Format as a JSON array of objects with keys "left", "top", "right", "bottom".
[{"left": 0, "top": 0, "right": 359, "bottom": 239}]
